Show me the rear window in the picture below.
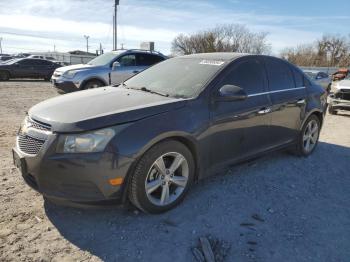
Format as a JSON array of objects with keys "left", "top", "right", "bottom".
[
  {"left": 291, "top": 67, "right": 304, "bottom": 87},
  {"left": 264, "top": 57, "right": 295, "bottom": 91},
  {"left": 137, "top": 54, "right": 164, "bottom": 66}
]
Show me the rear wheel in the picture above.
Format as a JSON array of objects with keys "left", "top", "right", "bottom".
[
  {"left": 328, "top": 105, "right": 337, "bottom": 115},
  {"left": 0, "top": 71, "right": 9, "bottom": 81},
  {"left": 82, "top": 79, "right": 104, "bottom": 90},
  {"left": 128, "top": 140, "right": 195, "bottom": 214},
  {"left": 295, "top": 115, "right": 321, "bottom": 156}
]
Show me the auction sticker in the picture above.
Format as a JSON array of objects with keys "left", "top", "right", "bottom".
[{"left": 199, "top": 60, "right": 225, "bottom": 66}]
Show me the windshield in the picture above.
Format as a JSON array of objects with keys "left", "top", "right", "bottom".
[
  {"left": 304, "top": 71, "right": 317, "bottom": 79},
  {"left": 87, "top": 51, "right": 122, "bottom": 66},
  {"left": 123, "top": 57, "right": 226, "bottom": 98}
]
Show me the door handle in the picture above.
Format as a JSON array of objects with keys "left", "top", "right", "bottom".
[
  {"left": 133, "top": 70, "right": 140, "bottom": 73},
  {"left": 258, "top": 107, "right": 271, "bottom": 114},
  {"left": 297, "top": 99, "right": 306, "bottom": 104}
]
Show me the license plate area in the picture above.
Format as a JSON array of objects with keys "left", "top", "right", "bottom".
[{"left": 12, "top": 149, "right": 27, "bottom": 175}]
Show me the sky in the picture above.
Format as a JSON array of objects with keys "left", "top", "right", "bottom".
[{"left": 0, "top": 0, "right": 349, "bottom": 55}]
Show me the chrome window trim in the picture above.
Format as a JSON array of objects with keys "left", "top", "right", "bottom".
[{"left": 248, "top": 86, "right": 306, "bottom": 97}]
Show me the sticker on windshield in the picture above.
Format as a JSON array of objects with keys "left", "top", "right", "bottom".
[{"left": 199, "top": 60, "right": 225, "bottom": 66}]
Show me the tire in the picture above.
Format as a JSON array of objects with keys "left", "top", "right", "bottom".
[
  {"left": 327, "top": 84, "right": 332, "bottom": 93},
  {"left": 0, "top": 71, "right": 10, "bottom": 81},
  {"left": 82, "top": 79, "right": 104, "bottom": 90},
  {"left": 328, "top": 105, "right": 337, "bottom": 115},
  {"left": 294, "top": 115, "right": 321, "bottom": 157},
  {"left": 128, "top": 140, "right": 195, "bottom": 214},
  {"left": 44, "top": 76, "right": 51, "bottom": 81}
]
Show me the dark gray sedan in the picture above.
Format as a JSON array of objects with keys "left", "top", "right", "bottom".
[
  {"left": 0, "top": 58, "right": 61, "bottom": 81},
  {"left": 12, "top": 53, "right": 327, "bottom": 213}
]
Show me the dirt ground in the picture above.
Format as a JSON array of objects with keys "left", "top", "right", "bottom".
[{"left": 0, "top": 80, "right": 349, "bottom": 262}]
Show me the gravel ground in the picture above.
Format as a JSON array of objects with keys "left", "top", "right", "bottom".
[{"left": 0, "top": 80, "right": 349, "bottom": 262}]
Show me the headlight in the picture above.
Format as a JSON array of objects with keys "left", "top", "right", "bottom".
[
  {"left": 64, "top": 70, "right": 77, "bottom": 79},
  {"left": 57, "top": 128, "right": 115, "bottom": 153}
]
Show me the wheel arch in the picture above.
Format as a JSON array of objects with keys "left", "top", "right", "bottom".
[
  {"left": 120, "top": 133, "right": 201, "bottom": 204},
  {"left": 80, "top": 76, "right": 108, "bottom": 89},
  {"left": 0, "top": 70, "right": 11, "bottom": 78},
  {"left": 301, "top": 109, "right": 324, "bottom": 130}
]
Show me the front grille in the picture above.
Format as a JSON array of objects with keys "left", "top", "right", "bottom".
[
  {"left": 18, "top": 134, "right": 45, "bottom": 155},
  {"left": 27, "top": 118, "right": 51, "bottom": 132},
  {"left": 340, "top": 89, "right": 350, "bottom": 93}
]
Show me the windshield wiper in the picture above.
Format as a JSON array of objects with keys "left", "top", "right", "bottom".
[{"left": 139, "top": 87, "right": 169, "bottom": 97}]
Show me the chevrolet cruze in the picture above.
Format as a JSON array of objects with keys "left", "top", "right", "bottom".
[{"left": 13, "top": 53, "right": 327, "bottom": 213}]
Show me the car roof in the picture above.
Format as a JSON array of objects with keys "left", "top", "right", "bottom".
[{"left": 178, "top": 52, "right": 250, "bottom": 61}]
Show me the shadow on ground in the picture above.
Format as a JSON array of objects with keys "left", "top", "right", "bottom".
[{"left": 45, "top": 142, "right": 350, "bottom": 261}]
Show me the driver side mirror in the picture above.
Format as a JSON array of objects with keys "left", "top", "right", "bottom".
[
  {"left": 112, "top": 61, "right": 121, "bottom": 70},
  {"left": 214, "top": 84, "right": 248, "bottom": 102}
]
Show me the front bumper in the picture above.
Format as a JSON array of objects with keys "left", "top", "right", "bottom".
[
  {"left": 52, "top": 79, "right": 79, "bottom": 93},
  {"left": 12, "top": 132, "right": 135, "bottom": 206},
  {"left": 328, "top": 92, "right": 350, "bottom": 110}
]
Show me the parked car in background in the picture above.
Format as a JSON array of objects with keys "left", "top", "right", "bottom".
[
  {"left": 328, "top": 76, "right": 350, "bottom": 114},
  {"left": 0, "top": 58, "right": 61, "bottom": 81},
  {"left": 332, "top": 68, "right": 349, "bottom": 81},
  {"left": 0, "top": 55, "right": 13, "bottom": 63},
  {"left": 51, "top": 49, "right": 167, "bottom": 93},
  {"left": 303, "top": 70, "right": 332, "bottom": 93},
  {"left": 13, "top": 53, "right": 326, "bottom": 213}
]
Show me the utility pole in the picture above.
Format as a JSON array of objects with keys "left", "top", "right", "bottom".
[
  {"left": 0, "top": 37, "right": 3, "bottom": 54},
  {"left": 99, "top": 43, "right": 103, "bottom": 55},
  {"left": 84, "top": 35, "right": 90, "bottom": 53},
  {"left": 113, "top": 0, "right": 120, "bottom": 50}
]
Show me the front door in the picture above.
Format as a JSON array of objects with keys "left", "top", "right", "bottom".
[
  {"left": 110, "top": 54, "right": 139, "bottom": 84},
  {"left": 209, "top": 57, "right": 272, "bottom": 168}
]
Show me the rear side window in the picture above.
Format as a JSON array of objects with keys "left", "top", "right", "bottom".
[
  {"left": 137, "top": 54, "right": 164, "bottom": 66},
  {"left": 264, "top": 58, "right": 294, "bottom": 91},
  {"left": 291, "top": 66, "right": 304, "bottom": 87},
  {"left": 220, "top": 58, "right": 266, "bottom": 95}
]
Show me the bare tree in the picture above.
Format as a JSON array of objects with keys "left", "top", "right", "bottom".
[
  {"left": 171, "top": 24, "right": 271, "bottom": 55},
  {"left": 280, "top": 34, "right": 350, "bottom": 67}
]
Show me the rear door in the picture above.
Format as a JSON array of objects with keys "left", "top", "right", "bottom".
[
  {"left": 264, "top": 57, "right": 307, "bottom": 146},
  {"left": 209, "top": 57, "right": 272, "bottom": 167},
  {"left": 32, "top": 59, "right": 55, "bottom": 77},
  {"left": 136, "top": 53, "right": 164, "bottom": 73}
]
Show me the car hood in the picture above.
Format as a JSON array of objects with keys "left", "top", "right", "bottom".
[
  {"left": 336, "top": 80, "right": 350, "bottom": 90},
  {"left": 29, "top": 86, "right": 187, "bottom": 132},
  {"left": 55, "top": 63, "right": 99, "bottom": 73}
]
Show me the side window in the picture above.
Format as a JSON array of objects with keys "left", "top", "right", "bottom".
[
  {"left": 137, "top": 54, "right": 164, "bottom": 66},
  {"left": 264, "top": 58, "right": 294, "bottom": 91},
  {"left": 18, "top": 59, "right": 33, "bottom": 65},
  {"left": 291, "top": 66, "right": 304, "bottom": 87},
  {"left": 220, "top": 59, "right": 266, "bottom": 95},
  {"left": 118, "top": 55, "right": 136, "bottom": 66}
]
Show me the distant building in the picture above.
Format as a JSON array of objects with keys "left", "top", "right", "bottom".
[{"left": 29, "top": 50, "right": 96, "bottom": 65}]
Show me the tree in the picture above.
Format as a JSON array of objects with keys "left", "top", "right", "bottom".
[
  {"left": 280, "top": 34, "right": 350, "bottom": 67},
  {"left": 171, "top": 24, "right": 271, "bottom": 55}
]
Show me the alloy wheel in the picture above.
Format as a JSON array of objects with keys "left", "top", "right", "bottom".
[
  {"left": 145, "top": 152, "right": 189, "bottom": 206},
  {"left": 303, "top": 119, "right": 319, "bottom": 153}
]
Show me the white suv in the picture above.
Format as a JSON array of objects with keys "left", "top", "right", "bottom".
[{"left": 51, "top": 49, "right": 167, "bottom": 93}]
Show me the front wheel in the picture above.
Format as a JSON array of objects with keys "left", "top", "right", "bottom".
[
  {"left": 295, "top": 115, "right": 321, "bottom": 156},
  {"left": 0, "top": 71, "right": 9, "bottom": 81},
  {"left": 82, "top": 80, "right": 104, "bottom": 90},
  {"left": 128, "top": 140, "right": 195, "bottom": 214}
]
